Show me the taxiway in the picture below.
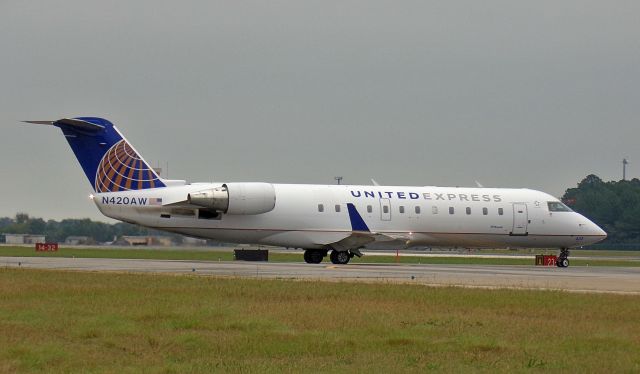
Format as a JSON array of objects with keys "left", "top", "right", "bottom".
[{"left": 2, "top": 256, "right": 639, "bottom": 294}]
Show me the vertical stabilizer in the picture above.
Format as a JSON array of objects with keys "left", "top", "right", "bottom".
[{"left": 25, "top": 117, "right": 165, "bottom": 192}]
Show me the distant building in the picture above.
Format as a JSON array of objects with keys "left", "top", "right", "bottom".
[
  {"left": 64, "top": 236, "right": 95, "bottom": 245},
  {"left": 114, "top": 236, "right": 175, "bottom": 246},
  {"left": 151, "top": 236, "right": 173, "bottom": 246},
  {"left": 3, "top": 234, "right": 46, "bottom": 244},
  {"left": 116, "top": 236, "right": 152, "bottom": 246},
  {"left": 182, "top": 236, "right": 207, "bottom": 246}
]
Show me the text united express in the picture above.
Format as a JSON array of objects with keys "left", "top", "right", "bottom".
[{"left": 349, "top": 190, "right": 503, "bottom": 202}]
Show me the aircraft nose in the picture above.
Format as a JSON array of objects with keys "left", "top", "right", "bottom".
[
  {"left": 586, "top": 220, "right": 607, "bottom": 244},
  {"left": 593, "top": 223, "right": 607, "bottom": 238}
]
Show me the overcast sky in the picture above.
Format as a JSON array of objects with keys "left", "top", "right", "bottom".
[{"left": 1, "top": 1, "right": 638, "bottom": 221}]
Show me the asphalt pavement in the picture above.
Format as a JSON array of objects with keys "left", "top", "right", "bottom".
[{"left": 2, "top": 256, "right": 639, "bottom": 294}]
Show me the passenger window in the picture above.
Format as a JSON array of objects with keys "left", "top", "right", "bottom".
[
  {"left": 498, "top": 208, "right": 503, "bottom": 215},
  {"left": 432, "top": 206, "right": 438, "bottom": 214},
  {"left": 318, "top": 204, "right": 324, "bottom": 212},
  {"left": 367, "top": 205, "right": 372, "bottom": 213},
  {"left": 449, "top": 207, "right": 454, "bottom": 215},
  {"left": 335, "top": 204, "right": 341, "bottom": 213},
  {"left": 399, "top": 206, "right": 405, "bottom": 214},
  {"left": 466, "top": 207, "right": 471, "bottom": 215},
  {"left": 383, "top": 205, "right": 389, "bottom": 214},
  {"left": 415, "top": 206, "right": 421, "bottom": 214},
  {"left": 482, "top": 207, "right": 488, "bottom": 215}
]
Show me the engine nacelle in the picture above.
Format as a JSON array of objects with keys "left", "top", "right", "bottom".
[
  {"left": 187, "top": 183, "right": 276, "bottom": 215},
  {"left": 187, "top": 187, "right": 229, "bottom": 212}
]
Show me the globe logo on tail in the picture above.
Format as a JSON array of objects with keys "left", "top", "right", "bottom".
[{"left": 94, "top": 140, "right": 163, "bottom": 192}]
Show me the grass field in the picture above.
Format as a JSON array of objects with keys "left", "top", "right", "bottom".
[
  {"left": 0, "top": 269, "right": 639, "bottom": 373},
  {"left": 1, "top": 245, "right": 639, "bottom": 267}
]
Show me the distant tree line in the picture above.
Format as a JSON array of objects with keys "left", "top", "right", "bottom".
[
  {"left": 0, "top": 213, "right": 184, "bottom": 243},
  {"left": 563, "top": 174, "right": 640, "bottom": 245}
]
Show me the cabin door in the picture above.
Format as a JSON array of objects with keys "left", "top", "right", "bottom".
[
  {"left": 379, "top": 198, "right": 391, "bottom": 221},
  {"left": 511, "top": 203, "right": 528, "bottom": 235}
]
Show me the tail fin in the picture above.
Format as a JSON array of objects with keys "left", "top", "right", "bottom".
[{"left": 24, "top": 117, "right": 165, "bottom": 192}]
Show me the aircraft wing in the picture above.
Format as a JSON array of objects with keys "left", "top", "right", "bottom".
[
  {"left": 327, "top": 232, "right": 377, "bottom": 252},
  {"left": 324, "top": 203, "right": 409, "bottom": 254}
]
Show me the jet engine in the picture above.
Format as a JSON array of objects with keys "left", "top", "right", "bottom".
[{"left": 187, "top": 183, "right": 276, "bottom": 215}]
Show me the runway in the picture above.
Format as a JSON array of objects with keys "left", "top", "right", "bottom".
[{"left": 2, "top": 256, "right": 639, "bottom": 294}]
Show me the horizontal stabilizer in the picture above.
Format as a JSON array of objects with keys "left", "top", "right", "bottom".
[
  {"left": 22, "top": 120, "right": 54, "bottom": 125},
  {"left": 55, "top": 118, "right": 105, "bottom": 132},
  {"left": 23, "top": 118, "right": 105, "bottom": 133}
]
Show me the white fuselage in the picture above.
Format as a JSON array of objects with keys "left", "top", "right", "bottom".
[{"left": 94, "top": 183, "right": 607, "bottom": 250}]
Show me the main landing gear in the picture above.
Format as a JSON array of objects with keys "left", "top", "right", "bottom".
[
  {"left": 303, "top": 249, "right": 354, "bottom": 264},
  {"left": 329, "top": 250, "right": 353, "bottom": 265},
  {"left": 557, "top": 248, "right": 570, "bottom": 268},
  {"left": 303, "top": 249, "right": 327, "bottom": 264}
]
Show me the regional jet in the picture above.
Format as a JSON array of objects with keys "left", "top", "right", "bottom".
[{"left": 25, "top": 118, "right": 607, "bottom": 267}]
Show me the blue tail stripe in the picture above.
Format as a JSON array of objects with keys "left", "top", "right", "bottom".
[{"left": 347, "top": 203, "right": 370, "bottom": 232}]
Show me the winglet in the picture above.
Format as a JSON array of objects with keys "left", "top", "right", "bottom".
[{"left": 347, "top": 203, "right": 370, "bottom": 232}]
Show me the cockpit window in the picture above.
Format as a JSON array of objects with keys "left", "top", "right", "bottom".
[{"left": 548, "top": 201, "right": 573, "bottom": 212}]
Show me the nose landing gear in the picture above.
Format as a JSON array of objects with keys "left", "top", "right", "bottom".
[{"left": 557, "top": 248, "right": 570, "bottom": 268}]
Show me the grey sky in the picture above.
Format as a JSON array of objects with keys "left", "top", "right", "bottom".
[{"left": 1, "top": 1, "right": 639, "bottom": 221}]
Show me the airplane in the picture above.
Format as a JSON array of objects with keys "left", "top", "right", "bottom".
[{"left": 24, "top": 117, "right": 607, "bottom": 267}]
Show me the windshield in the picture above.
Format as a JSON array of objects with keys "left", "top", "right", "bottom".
[{"left": 548, "top": 201, "right": 573, "bottom": 212}]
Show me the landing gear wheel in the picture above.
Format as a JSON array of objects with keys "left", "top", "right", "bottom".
[
  {"left": 556, "top": 248, "right": 570, "bottom": 268},
  {"left": 330, "top": 250, "right": 351, "bottom": 265},
  {"left": 304, "top": 249, "right": 325, "bottom": 264}
]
